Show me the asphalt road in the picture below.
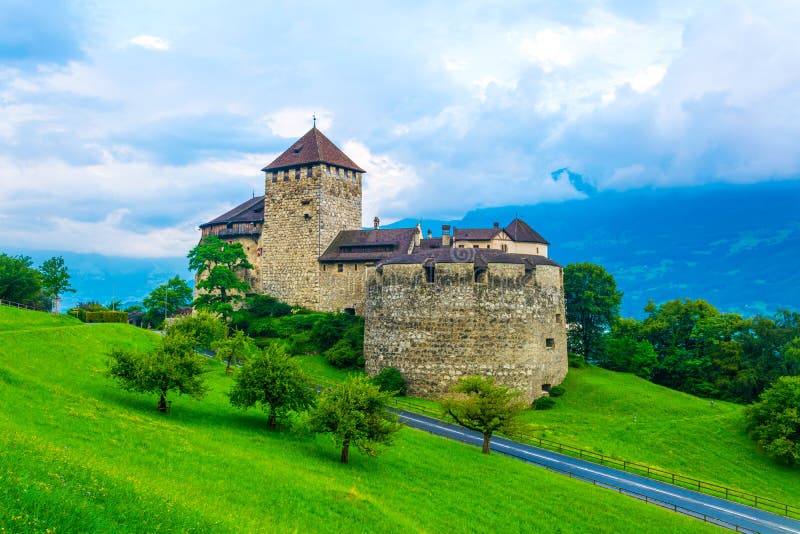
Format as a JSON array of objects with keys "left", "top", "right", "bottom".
[{"left": 395, "top": 410, "right": 800, "bottom": 534}]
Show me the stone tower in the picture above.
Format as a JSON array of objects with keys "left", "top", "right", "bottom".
[{"left": 259, "top": 127, "right": 365, "bottom": 309}]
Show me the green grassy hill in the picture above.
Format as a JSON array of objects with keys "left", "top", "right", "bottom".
[
  {"left": 519, "top": 367, "right": 800, "bottom": 505},
  {"left": 0, "top": 307, "right": 719, "bottom": 533}
]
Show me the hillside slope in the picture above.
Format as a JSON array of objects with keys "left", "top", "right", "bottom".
[{"left": 0, "top": 308, "right": 718, "bottom": 532}]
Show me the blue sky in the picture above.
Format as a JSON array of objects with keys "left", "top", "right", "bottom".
[{"left": 1, "top": 0, "right": 798, "bottom": 257}]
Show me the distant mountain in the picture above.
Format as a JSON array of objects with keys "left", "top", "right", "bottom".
[
  {"left": 389, "top": 180, "right": 800, "bottom": 318},
  {"left": 1, "top": 250, "right": 192, "bottom": 312},
  {"left": 6, "top": 181, "right": 798, "bottom": 318}
]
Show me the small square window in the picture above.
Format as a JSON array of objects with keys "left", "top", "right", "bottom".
[
  {"left": 337, "top": 263, "right": 343, "bottom": 273},
  {"left": 473, "top": 245, "right": 479, "bottom": 249},
  {"left": 546, "top": 338, "right": 555, "bottom": 348}
]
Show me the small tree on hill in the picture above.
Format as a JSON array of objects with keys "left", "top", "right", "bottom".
[
  {"left": 309, "top": 375, "right": 401, "bottom": 463},
  {"left": 188, "top": 236, "right": 253, "bottom": 321},
  {"left": 166, "top": 311, "right": 227, "bottom": 350},
  {"left": 39, "top": 256, "right": 75, "bottom": 313},
  {"left": 746, "top": 376, "right": 800, "bottom": 465},
  {"left": 441, "top": 375, "right": 527, "bottom": 455},
  {"left": 229, "top": 344, "right": 315, "bottom": 428},
  {"left": 214, "top": 329, "right": 258, "bottom": 375},
  {"left": 143, "top": 276, "right": 193, "bottom": 329},
  {"left": 107, "top": 331, "right": 208, "bottom": 412}
]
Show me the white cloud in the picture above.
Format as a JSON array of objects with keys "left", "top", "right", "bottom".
[
  {"left": 128, "top": 35, "right": 170, "bottom": 51},
  {"left": 264, "top": 108, "right": 333, "bottom": 138},
  {"left": 343, "top": 141, "right": 421, "bottom": 226},
  {"left": 629, "top": 65, "right": 667, "bottom": 93}
]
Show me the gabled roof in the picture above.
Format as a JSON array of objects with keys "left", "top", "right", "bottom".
[
  {"left": 319, "top": 228, "right": 417, "bottom": 262},
  {"left": 453, "top": 227, "right": 504, "bottom": 241},
  {"left": 262, "top": 127, "right": 366, "bottom": 173},
  {"left": 505, "top": 218, "right": 549, "bottom": 244},
  {"left": 200, "top": 196, "right": 265, "bottom": 228}
]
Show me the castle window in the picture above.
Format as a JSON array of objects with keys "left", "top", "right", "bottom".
[
  {"left": 424, "top": 265, "right": 435, "bottom": 283},
  {"left": 501, "top": 244, "right": 508, "bottom": 252},
  {"left": 537, "top": 247, "right": 540, "bottom": 254},
  {"left": 271, "top": 173, "right": 277, "bottom": 183},
  {"left": 542, "top": 383, "right": 551, "bottom": 392},
  {"left": 354, "top": 264, "right": 358, "bottom": 271},
  {"left": 473, "top": 245, "right": 479, "bottom": 249},
  {"left": 307, "top": 166, "right": 313, "bottom": 178},
  {"left": 323, "top": 264, "right": 327, "bottom": 271},
  {"left": 546, "top": 338, "right": 555, "bottom": 349},
  {"left": 486, "top": 245, "right": 490, "bottom": 249},
  {"left": 458, "top": 245, "right": 465, "bottom": 248},
  {"left": 295, "top": 169, "right": 301, "bottom": 180},
  {"left": 556, "top": 314, "right": 561, "bottom": 323},
  {"left": 474, "top": 268, "right": 487, "bottom": 284},
  {"left": 337, "top": 263, "right": 343, "bottom": 273}
]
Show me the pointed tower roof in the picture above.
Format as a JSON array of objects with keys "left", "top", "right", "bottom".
[
  {"left": 261, "top": 127, "right": 366, "bottom": 173},
  {"left": 505, "top": 218, "right": 549, "bottom": 244}
]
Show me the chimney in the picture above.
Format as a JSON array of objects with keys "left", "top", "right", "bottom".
[
  {"left": 493, "top": 222, "right": 499, "bottom": 229},
  {"left": 442, "top": 225, "right": 451, "bottom": 247},
  {"left": 374, "top": 216, "right": 380, "bottom": 230},
  {"left": 415, "top": 222, "right": 422, "bottom": 246}
]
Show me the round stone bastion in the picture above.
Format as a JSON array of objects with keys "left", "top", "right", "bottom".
[{"left": 363, "top": 248, "right": 568, "bottom": 402}]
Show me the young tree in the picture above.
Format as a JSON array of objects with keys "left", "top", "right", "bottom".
[
  {"left": 142, "top": 276, "right": 193, "bottom": 329},
  {"left": 0, "top": 253, "right": 41, "bottom": 306},
  {"left": 167, "top": 311, "right": 227, "bottom": 351},
  {"left": 214, "top": 329, "right": 258, "bottom": 375},
  {"left": 309, "top": 375, "right": 401, "bottom": 463},
  {"left": 38, "top": 256, "right": 76, "bottom": 313},
  {"left": 107, "top": 331, "right": 208, "bottom": 412},
  {"left": 229, "top": 344, "right": 315, "bottom": 428},
  {"left": 745, "top": 376, "right": 800, "bottom": 465},
  {"left": 188, "top": 236, "right": 253, "bottom": 321},
  {"left": 441, "top": 375, "right": 527, "bottom": 455},
  {"left": 563, "top": 263, "right": 622, "bottom": 361}
]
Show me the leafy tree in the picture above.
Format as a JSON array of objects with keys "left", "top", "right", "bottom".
[
  {"left": 214, "top": 329, "right": 258, "bottom": 375},
  {"left": 142, "top": 276, "right": 193, "bottom": 329},
  {"left": 38, "top": 256, "right": 75, "bottom": 311},
  {"left": 600, "top": 336, "right": 658, "bottom": 379},
  {"left": 188, "top": 236, "right": 253, "bottom": 321},
  {"left": 308, "top": 375, "right": 401, "bottom": 463},
  {"left": 229, "top": 344, "right": 315, "bottom": 428},
  {"left": 441, "top": 375, "right": 527, "bottom": 455},
  {"left": 166, "top": 311, "right": 227, "bottom": 350},
  {"left": 0, "top": 253, "right": 41, "bottom": 306},
  {"left": 564, "top": 263, "right": 622, "bottom": 361},
  {"left": 745, "top": 376, "right": 800, "bottom": 465},
  {"left": 107, "top": 331, "right": 208, "bottom": 412}
]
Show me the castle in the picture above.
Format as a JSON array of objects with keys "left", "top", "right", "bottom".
[{"left": 199, "top": 127, "right": 567, "bottom": 400}]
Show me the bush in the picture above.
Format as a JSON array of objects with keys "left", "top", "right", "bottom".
[
  {"left": 166, "top": 312, "right": 227, "bottom": 350},
  {"left": 323, "top": 339, "right": 364, "bottom": 369},
  {"left": 745, "top": 376, "right": 800, "bottom": 465},
  {"left": 549, "top": 385, "right": 566, "bottom": 397},
  {"left": 372, "top": 367, "right": 407, "bottom": 396},
  {"left": 533, "top": 396, "right": 556, "bottom": 410},
  {"left": 76, "top": 310, "right": 128, "bottom": 323},
  {"left": 246, "top": 294, "right": 292, "bottom": 318}
]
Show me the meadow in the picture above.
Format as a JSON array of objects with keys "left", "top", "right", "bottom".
[{"left": 0, "top": 307, "right": 721, "bottom": 532}]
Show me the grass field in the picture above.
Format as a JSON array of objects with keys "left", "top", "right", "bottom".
[
  {"left": 0, "top": 307, "right": 721, "bottom": 532},
  {"left": 296, "top": 354, "right": 800, "bottom": 507}
]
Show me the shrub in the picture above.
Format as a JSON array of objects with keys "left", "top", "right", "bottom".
[
  {"left": 246, "top": 294, "right": 292, "bottom": 318},
  {"left": 323, "top": 339, "right": 364, "bottom": 369},
  {"left": 533, "top": 396, "right": 556, "bottom": 410},
  {"left": 372, "top": 367, "right": 407, "bottom": 396},
  {"left": 76, "top": 310, "right": 128, "bottom": 323},
  {"left": 166, "top": 311, "right": 227, "bottom": 350},
  {"left": 745, "top": 376, "right": 800, "bottom": 465},
  {"left": 549, "top": 385, "right": 566, "bottom": 397}
]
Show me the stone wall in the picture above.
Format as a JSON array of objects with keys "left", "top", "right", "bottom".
[
  {"left": 319, "top": 261, "right": 368, "bottom": 315},
  {"left": 260, "top": 164, "right": 362, "bottom": 309},
  {"left": 364, "top": 261, "right": 568, "bottom": 402}
]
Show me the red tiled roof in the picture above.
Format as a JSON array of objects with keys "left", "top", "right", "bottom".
[
  {"left": 505, "top": 218, "right": 549, "bottom": 244},
  {"left": 262, "top": 127, "right": 365, "bottom": 173},
  {"left": 200, "top": 196, "right": 265, "bottom": 227},
  {"left": 319, "top": 228, "right": 417, "bottom": 262}
]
